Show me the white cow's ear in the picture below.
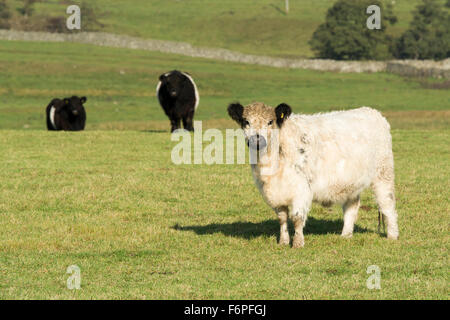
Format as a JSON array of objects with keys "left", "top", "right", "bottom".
[
  {"left": 275, "top": 103, "right": 292, "bottom": 127},
  {"left": 227, "top": 103, "right": 244, "bottom": 125}
]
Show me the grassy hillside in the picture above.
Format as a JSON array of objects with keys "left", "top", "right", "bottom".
[
  {"left": 7, "top": 0, "right": 444, "bottom": 58},
  {"left": 0, "top": 40, "right": 449, "bottom": 131},
  {"left": 0, "top": 128, "right": 448, "bottom": 299}
]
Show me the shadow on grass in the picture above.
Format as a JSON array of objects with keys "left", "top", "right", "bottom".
[
  {"left": 141, "top": 129, "right": 167, "bottom": 133},
  {"left": 173, "top": 217, "right": 372, "bottom": 240}
]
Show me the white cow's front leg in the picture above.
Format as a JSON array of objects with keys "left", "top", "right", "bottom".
[
  {"left": 275, "top": 206, "right": 289, "bottom": 245},
  {"left": 341, "top": 196, "right": 360, "bottom": 238},
  {"left": 291, "top": 196, "right": 312, "bottom": 248}
]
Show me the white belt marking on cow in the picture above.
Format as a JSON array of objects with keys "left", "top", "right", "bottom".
[
  {"left": 156, "top": 80, "right": 162, "bottom": 104},
  {"left": 181, "top": 72, "right": 200, "bottom": 110},
  {"left": 49, "top": 106, "right": 57, "bottom": 129}
]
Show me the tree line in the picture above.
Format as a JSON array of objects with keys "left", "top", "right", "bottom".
[{"left": 309, "top": 0, "right": 449, "bottom": 60}]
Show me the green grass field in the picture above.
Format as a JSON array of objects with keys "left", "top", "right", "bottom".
[
  {"left": 1, "top": 0, "right": 450, "bottom": 296},
  {"left": 0, "top": 129, "right": 448, "bottom": 299},
  {"left": 8, "top": 0, "right": 447, "bottom": 58},
  {"left": 0, "top": 40, "right": 449, "bottom": 131},
  {"left": 0, "top": 39, "right": 449, "bottom": 299}
]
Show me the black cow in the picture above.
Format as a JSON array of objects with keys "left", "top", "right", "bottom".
[
  {"left": 156, "top": 70, "right": 199, "bottom": 132},
  {"left": 46, "top": 96, "right": 87, "bottom": 131}
]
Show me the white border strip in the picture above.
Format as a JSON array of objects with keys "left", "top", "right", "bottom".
[
  {"left": 156, "top": 80, "right": 162, "bottom": 105},
  {"left": 49, "top": 106, "right": 57, "bottom": 129}
]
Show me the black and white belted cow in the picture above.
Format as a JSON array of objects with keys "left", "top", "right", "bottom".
[
  {"left": 46, "top": 96, "right": 87, "bottom": 131},
  {"left": 156, "top": 70, "right": 199, "bottom": 132}
]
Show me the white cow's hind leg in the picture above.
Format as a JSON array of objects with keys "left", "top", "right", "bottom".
[
  {"left": 341, "top": 196, "right": 360, "bottom": 238},
  {"left": 275, "top": 206, "right": 289, "bottom": 245},
  {"left": 372, "top": 156, "right": 399, "bottom": 240},
  {"left": 373, "top": 179, "right": 399, "bottom": 240}
]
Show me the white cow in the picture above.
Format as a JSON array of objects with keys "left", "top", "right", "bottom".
[{"left": 228, "top": 102, "right": 399, "bottom": 248}]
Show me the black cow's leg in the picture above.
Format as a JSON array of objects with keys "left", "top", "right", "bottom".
[
  {"left": 183, "top": 109, "right": 195, "bottom": 132},
  {"left": 170, "top": 116, "right": 181, "bottom": 133},
  {"left": 61, "top": 122, "right": 72, "bottom": 131}
]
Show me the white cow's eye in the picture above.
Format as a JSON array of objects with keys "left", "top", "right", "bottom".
[
  {"left": 268, "top": 120, "right": 273, "bottom": 126},
  {"left": 244, "top": 120, "right": 250, "bottom": 127}
]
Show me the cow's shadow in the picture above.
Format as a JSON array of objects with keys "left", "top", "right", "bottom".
[
  {"left": 141, "top": 129, "right": 167, "bottom": 133},
  {"left": 173, "top": 217, "right": 372, "bottom": 240}
]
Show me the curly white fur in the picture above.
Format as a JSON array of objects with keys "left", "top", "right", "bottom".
[{"left": 249, "top": 106, "right": 399, "bottom": 248}]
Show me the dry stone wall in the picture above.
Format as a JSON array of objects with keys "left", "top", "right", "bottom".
[{"left": 0, "top": 30, "right": 448, "bottom": 78}]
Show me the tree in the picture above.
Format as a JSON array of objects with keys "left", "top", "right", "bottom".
[
  {"left": 79, "top": 1, "right": 105, "bottom": 31},
  {"left": 17, "top": 0, "right": 39, "bottom": 17},
  {"left": 0, "top": 0, "right": 11, "bottom": 29},
  {"left": 309, "top": 0, "right": 397, "bottom": 60},
  {"left": 393, "top": 0, "right": 449, "bottom": 60}
]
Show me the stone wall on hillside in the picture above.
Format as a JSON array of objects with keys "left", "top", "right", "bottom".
[{"left": 0, "top": 30, "right": 448, "bottom": 78}]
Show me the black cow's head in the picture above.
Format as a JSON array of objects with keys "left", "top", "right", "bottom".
[
  {"left": 159, "top": 71, "right": 185, "bottom": 98},
  {"left": 63, "top": 96, "right": 87, "bottom": 116}
]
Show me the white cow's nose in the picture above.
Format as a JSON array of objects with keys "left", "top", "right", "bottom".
[{"left": 247, "top": 134, "right": 267, "bottom": 150}]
